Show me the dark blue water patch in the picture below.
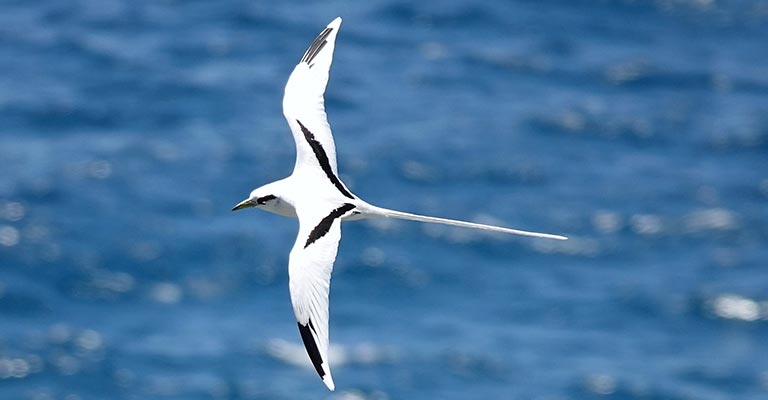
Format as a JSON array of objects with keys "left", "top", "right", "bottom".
[
  {"left": 0, "top": 289, "right": 52, "bottom": 317},
  {"left": 4, "top": 102, "right": 120, "bottom": 133},
  {"left": 379, "top": 2, "right": 507, "bottom": 29}
]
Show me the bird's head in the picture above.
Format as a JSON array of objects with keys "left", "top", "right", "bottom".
[
  {"left": 232, "top": 187, "right": 278, "bottom": 212},
  {"left": 232, "top": 181, "right": 297, "bottom": 217}
]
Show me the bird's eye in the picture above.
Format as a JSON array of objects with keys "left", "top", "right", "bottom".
[{"left": 257, "top": 194, "right": 277, "bottom": 205}]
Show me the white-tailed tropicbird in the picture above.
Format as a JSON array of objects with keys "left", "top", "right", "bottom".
[{"left": 232, "top": 17, "right": 567, "bottom": 391}]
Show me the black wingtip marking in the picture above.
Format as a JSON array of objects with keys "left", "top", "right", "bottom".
[
  {"left": 298, "top": 321, "right": 326, "bottom": 378},
  {"left": 307, "top": 40, "right": 328, "bottom": 68},
  {"left": 296, "top": 120, "right": 355, "bottom": 199},
  {"left": 301, "top": 27, "right": 333, "bottom": 65},
  {"left": 305, "top": 203, "right": 355, "bottom": 248}
]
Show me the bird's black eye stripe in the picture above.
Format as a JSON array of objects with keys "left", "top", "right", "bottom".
[{"left": 257, "top": 194, "right": 276, "bottom": 205}]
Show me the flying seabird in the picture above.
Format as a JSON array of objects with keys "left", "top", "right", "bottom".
[{"left": 232, "top": 17, "right": 567, "bottom": 391}]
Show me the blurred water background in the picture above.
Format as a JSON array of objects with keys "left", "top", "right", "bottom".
[{"left": 2, "top": 0, "right": 768, "bottom": 399}]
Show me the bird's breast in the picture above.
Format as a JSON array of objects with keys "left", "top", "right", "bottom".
[{"left": 263, "top": 197, "right": 298, "bottom": 218}]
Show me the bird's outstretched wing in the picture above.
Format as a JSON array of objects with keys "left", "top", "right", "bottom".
[
  {"left": 283, "top": 17, "right": 344, "bottom": 178},
  {"left": 288, "top": 202, "right": 356, "bottom": 391}
]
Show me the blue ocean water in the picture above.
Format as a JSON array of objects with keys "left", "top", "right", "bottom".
[{"left": 2, "top": 0, "right": 768, "bottom": 398}]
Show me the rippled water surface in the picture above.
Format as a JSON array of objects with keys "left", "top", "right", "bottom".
[{"left": 2, "top": 1, "right": 768, "bottom": 399}]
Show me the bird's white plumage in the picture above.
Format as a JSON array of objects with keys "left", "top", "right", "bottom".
[
  {"left": 282, "top": 17, "right": 345, "bottom": 391},
  {"left": 288, "top": 205, "right": 345, "bottom": 391},
  {"left": 233, "top": 16, "right": 567, "bottom": 392},
  {"left": 284, "top": 17, "right": 342, "bottom": 176}
]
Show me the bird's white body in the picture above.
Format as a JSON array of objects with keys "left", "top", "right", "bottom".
[{"left": 232, "top": 18, "right": 566, "bottom": 391}]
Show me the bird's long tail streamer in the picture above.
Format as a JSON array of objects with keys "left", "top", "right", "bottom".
[{"left": 364, "top": 205, "right": 568, "bottom": 240}]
